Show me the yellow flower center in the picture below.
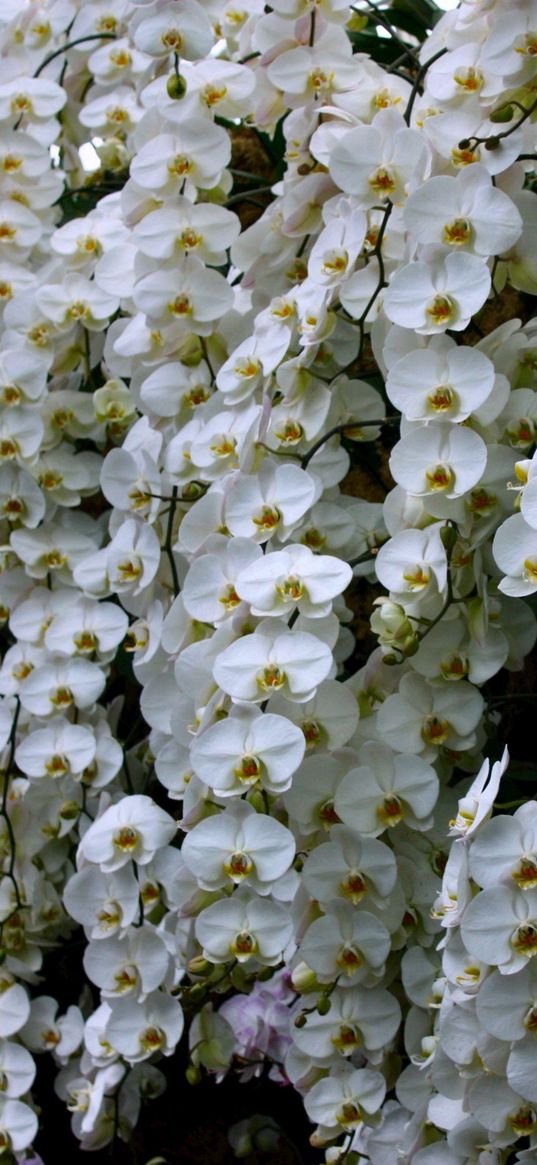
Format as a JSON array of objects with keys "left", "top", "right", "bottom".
[
  {"left": 464, "top": 487, "right": 494, "bottom": 516},
  {"left": 257, "top": 665, "right": 286, "bottom": 692},
  {"left": 234, "top": 754, "right": 262, "bottom": 783},
  {"left": 336, "top": 1101, "right": 363, "bottom": 1128},
  {"left": 11, "top": 94, "right": 32, "bottom": 114},
  {"left": 443, "top": 218, "right": 472, "bottom": 246},
  {"left": 274, "top": 420, "right": 304, "bottom": 445},
  {"left": 368, "top": 167, "right": 396, "bottom": 196},
  {"left": 440, "top": 652, "right": 469, "bottom": 680},
  {"left": 321, "top": 249, "right": 348, "bottom": 275},
  {"left": 426, "top": 294, "right": 457, "bottom": 327},
  {"left": 113, "top": 826, "right": 139, "bottom": 852},
  {"left": 140, "top": 1026, "right": 165, "bottom": 1052},
  {"left": 114, "top": 965, "right": 138, "bottom": 993},
  {"left": 110, "top": 49, "right": 131, "bottom": 68},
  {"left": 168, "top": 155, "right": 193, "bottom": 177},
  {"left": 402, "top": 565, "right": 430, "bottom": 591},
  {"left": 332, "top": 1023, "right": 363, "bottom": 1054},
  {"left": 421, "top": 715, "right": 450, "bottom": 745},
  {"left": 453, "top": 66, "right": 483, "bottom": 93},
  {"left": 513, "top": 859, "right": 537, "bottom": 890},
  {"left": 377, "top": 795, "right": 404, "bottom": 827},
  {"left": 513, "top": 923, "right": 537, "bottom": 957},
  {"left": 523, "top": 557, "right": 537, "bottom": 583},
  {"left": 425, "top": 463, "right": 454, "bottom": 492},
  {"left": 117, "top": 559, "right": 142, "bottom": 583},
  {"left": 235, "top": 357, "right": 260, "bottom": 379},
  {"left": 50, "top": 686, "right": 74, "bottom": 708},
  {"left": 161, "top": 29, "right": 183, "bottom": 50},
  {"left": 427, "top": 386, "right": 455, "bottom": 412},
  {"left": 336, "top": 944, "right": 363, "bottom": 975},
  {"left": 517, "top": 32, "right": 537, "bottom": 55},
  {"left": 224, "top": 851, "right": 253, "bottom": 881},
  {"left": 340, "top": 871, "right": 368, "bottom": 904},
  {"left": 318, "top": 799, "right": 341, "bottom": 828},
  {"left": 230, "top": 930, "right": 257, "bottom": 959},
  {"left": 45, "top": 754, "right": 68, "bottom": 777},
  {"left": 252, "top": 504, "right": 280, "bottom": 531},
  {"left": 168, "top": 294, "right": 192, "bottom": 317},
  {"left": 510, "top": 1107, "right": 537, "bottom": 1136},
  {"left": 203, "top": 85, "right": 228, "bottom": 107},
  {"left": 277, "top": 575, "right": 304, "bottom": 602},
  {"left": 219, "top": 583, "right": 241, "bottom": 610}
]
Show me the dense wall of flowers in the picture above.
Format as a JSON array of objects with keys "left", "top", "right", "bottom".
[{"left": 0, "top": 0, "right": 536, "bottom": 1160}]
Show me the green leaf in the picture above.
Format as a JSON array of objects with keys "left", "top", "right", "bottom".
[
  {"left": 349, "top": 29, "right": 410, "bottom": 65},
  {"left": 384, "top": 6, "right": 429, "bottom": 40},
  {"left": 502, "top": 760, "right": 537, "bottom": 784},
  {"left": 114, "top": 642, "right": 135, "bottom": 681},
  {"left": 255, "top": 119, "right": 286, "bottom": 179},
  {"left": 393, "top": 0, "right": 443, "bottom": 28}
]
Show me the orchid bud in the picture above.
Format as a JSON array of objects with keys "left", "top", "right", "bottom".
[{"left": 167, "top": 74, "right": 187, "bottom": 100}]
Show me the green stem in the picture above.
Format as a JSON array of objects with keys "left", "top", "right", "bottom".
[
  {"left": 493, "top": 798, "right": 528, "bottom": 810},
  {"left": 34, "top": 33, "right": 117, "bottom": 78},
  {"left": 404, "top": 46, "right": 448, "bottom": 126},
  {"left": 463, "top": 92, "right": 537, "bottom": 149},
  {"left": 416, "top": 572, "right": 454, "bottom": 645},
  {"left": 225, "top": 186, "right": 274, "bottom": 207},
  {"left": 360, "top": 1, "right": 420, "bottom": 67},
  {"left": 348, "top": 548, "right": 378, "bottom": 568},
  {"left": 301, "top": 417, "right": 397, "bottom": 468},
  {"left": 162, "top": 487, "right": 180, "bottom": 598},
  {"left": 200, "top": 336, "right": 216, "bottom": 384}
]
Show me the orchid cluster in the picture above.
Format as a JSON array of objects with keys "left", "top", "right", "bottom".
[{"left": 0, "top": 0, "right": 535, "bottom": 1161}]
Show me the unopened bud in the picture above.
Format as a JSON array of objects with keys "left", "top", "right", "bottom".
[
  {"left": 458, "top": 138, "right": 471, "bottom": 150},
  {"left": 186, "top": 983, "right": 207, "bottom": 1004},
  {"left": 181, "top": 481, "right": 205, "bottom": 502},
  {"left": 371, "top": 598, "right": 415, "bottom": 654},
  {"left": 230, "top": 965, "right": 250, "bottom": 992},
  {"left": 187, "top": 956, "right": 212, "bottom": 977},
  {"left": 59, "top": 800, "right": 80, "bottom": 821},
  {"left": 485, "top": 135, "right": 500, "bottom": 151},
  {"left": 403, "top": 636, "right": 420, "bottom": 658},
  {"left": 181, "top": 347, "right": 202, "bottom": 368},
  {"left": 382, "top": 653, "right": 399, "bottom": 666},
  {"left": 247, "top": 790, "right": 265, "bottom": 813},
  {"left": 316, "top": 995, "right": 332, "bottom": 1015},
  {"left": 294, "top": 1012, "right": 308, "bottom": 1029},
  {"left": 348, "top": 12, "right": 368, "bottom": 31},
  {"left": 490, "top": 104, "right": 513, "bottom": 123},
  {"left": 440, "top": 524, "right": 458, "bottom": 553},
  {"left": 291, "top": 961, "right": 319, "bottom": 993},
  {"left": 185, "top": 1064, "right": 201, "bottom": 1085},
  {"left": 167, "top": 73, "right": 187, "bottom": 99}
]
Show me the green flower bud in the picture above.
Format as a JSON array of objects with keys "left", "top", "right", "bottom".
[
  {"left": 187, "top": 956, "right": 212, "bottom": 977},
  {"left": 490, "top": 104, "right": 514, "bottom": 123},
  {"left": 403, "top": 637, "right": 420, "bottom": 658},
  {"left": 187, "top": 983, "right": 208, "bottom": 1005},
  {"left": 167, "top": 74, "right": 187, "bottom": 100},
  {"left": 440, "top": 524, "right": 458, "bottom": 553}
]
